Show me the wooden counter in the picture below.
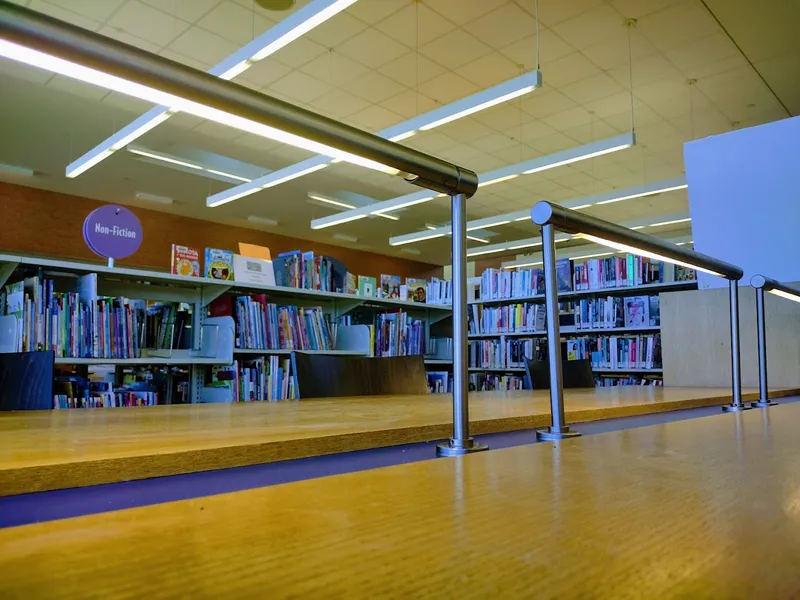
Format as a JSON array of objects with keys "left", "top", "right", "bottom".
[
  {"left": 1, "top": 403, "right": 799, "bottom": 598},
  {"left": 0, "top": 386, "right": 796, "bottom": 496}
]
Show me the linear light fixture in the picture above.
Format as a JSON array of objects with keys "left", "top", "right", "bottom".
[
  {"left": 0, "top": 162, "right": 34, "bottom": 176},
  {"left": 247, "top": 215, "right": 278, "bottom": 227},
  {"left": 333, "top": 233, "right": 358, "bottom": 243},
  {"left": 64, "top": 0, "right": 360, "bottom": 178},
  {"left": 1, "top": 40, "right": 403, "bottom": 178},
  {"left": 388, "top": 176, "right": 686, "bottom": 246},
  {"left": 315, "top": 134, "right": 635, "bottom": 232},
  {"left": 501, "top": 234, "right": 694, "bottom": 270},
  {"left": 128, "top": 146, "right": 253, "bottom": 184},
  {"left": 425, "top": 224, "right": 488, "bottom": 244},
  {"left": 134, "top": 191, "right": 173, "bottom": 205},
  {"left": 466, "top": 212, "right": 691, "bottom": 259},
  {"left": 208, "top": 70, "right": 542, "bottom": 207},
  {"left": 308, "top": 192, "right": 399, "bottom": 221}
]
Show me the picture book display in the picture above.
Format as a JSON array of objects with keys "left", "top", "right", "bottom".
[
  {"left": 358, "top": 275, "right": 376, "bottom": 297},
  {"left": 205, "top": 248, "right": 234, "bottom": 281},
  {"left": 171, "top": 244, "right": 200, "bottom": 277},
  {"left": 406, "top": 278, "right": 427, "bottom": 303},
  {"left": 380, "top": 274, "right": 401, "bottom": 299}
]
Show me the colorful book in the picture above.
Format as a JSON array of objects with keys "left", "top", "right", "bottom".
[
  {"left": 171, "top": 244, "right": 200, "bottom": 277},
  {"left": 346, "top": 272, "right": 357, "bottom": 295},
  {"left": 380, "top": 274, "right": 401, "bottom": 299},
  {"left": 555, "top": 258, "right": 573, "bottom": 292},
  {"left": 624, "top": 296, "right": 650, "bottom": 328},
  {"left": 358, "top": 275, "right": 376, "bottom": 297},
  {"left": 205, "top": 248, "right": 234, "bottom": 281},
  {"left": 406, "top": 278, "right": 427, "bottom": 303}
]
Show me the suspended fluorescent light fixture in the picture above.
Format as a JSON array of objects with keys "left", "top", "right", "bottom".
[
  {"left": 501, "top": 234, "right": 694, "bottom": 270},
  {"left": 531, "top": 202, "right": 735, "bottom": 278},
  {"left": 1, "top": 40, "right": 401, "bottom": 178},
  {"left": 388, "top": 176, "right": 685, "bottom": 247},
  {"left": 424, "top": 224, "right": 488, "bottom": 244},
  {"left": 0, "top": 162, "right": 34, "bottom": 176},
  {"left": 247, "top": 215, "right": 279, "bottom": 227},
  {"left": 307, "top": 192, "right": 398, "bottom": 221},
  {"left": 134, "top": 191, "right": 173, "bottom": 205},
  {"left": 208, "top": 70, "right": 542, "bottom": 207},
  {"left": 465, "top": 212, "right": 691, "bottom": 259},
  {"left": 317, "top": 134, "right": 635, "bottom": 232},
  {"left": 128, "top": 146, "right": 253, "bottom": 184},
  {"left": 64, "top": 0, "right": 360, "bottom": 178}
]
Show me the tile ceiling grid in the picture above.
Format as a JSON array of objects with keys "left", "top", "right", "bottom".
[{"left": 1, "top": 0, "right": 792, "bottom": 265}]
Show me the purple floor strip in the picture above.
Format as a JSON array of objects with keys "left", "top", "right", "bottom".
[{"left": 2, "top": 397, "right": 796, "bottom": 529}]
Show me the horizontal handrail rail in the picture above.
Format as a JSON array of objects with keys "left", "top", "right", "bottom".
[{"left": 530, "top": 201, "right": 743, "bottom": 281}]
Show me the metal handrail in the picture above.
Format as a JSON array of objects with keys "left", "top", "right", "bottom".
[
  {"left": 529, "top": 201, "right": 748, "bottom": 441},
  {"left": 0, "top": 1, "right": 478, "bottom": 198}
]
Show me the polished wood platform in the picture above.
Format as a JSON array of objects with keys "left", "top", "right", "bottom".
[
  {"left": 1, "top": 403, "right": 799, "bottom": 597},
  {"left": 0, "top": 386, "right": 795, "bottom": 496}
]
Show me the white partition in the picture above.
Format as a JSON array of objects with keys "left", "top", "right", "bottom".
[{"left": 684, "top": 116, "right": 800, "bottom": 290}]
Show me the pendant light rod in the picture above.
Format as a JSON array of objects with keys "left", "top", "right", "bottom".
[{"left": 0, "top": 1, "right": 478, "bottom": 198}]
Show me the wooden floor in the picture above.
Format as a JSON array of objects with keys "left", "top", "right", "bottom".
[
  {"left": 0, "top": 386, "right": 796, "bottom": 496},
  {"left": 1, "top": 402, "right": 799, "bottom": 597}
]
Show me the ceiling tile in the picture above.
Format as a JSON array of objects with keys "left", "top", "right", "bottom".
[
  {"left": 240, "top": 56, "right": 294, "bottom": 88},
  {"left": 0, "top": 58, "right": 54, "bottom": 86},
  {"left": 373, "top": 2, "right": 456, "bottom": 47},
  {"left": 583, "top": 91, "right": 641, "bottom": 119},
  {"left": 197, "top": 1, "right": 276, "bottom": 46},
  {"left": 100, "top": 91, "right": 154, "bottom": 114},
  {"left": 347, "top": 0, "right": 408, "bottom": 25},
  {"left": 272, "top": 36, "right": 328, "bottom": 69},
  {"left": 379, "top": 90, "right": 440, "bottom": 119},
  {"left": 306, "top": 11, "right": 368, "bottom": 47},
  {"left": 307, "top": 88, "right": 371, "bottom": 119},
  {"left": 664, "top": 32, "right": 739, "bottom": 73},
  {"left": 551, "top": 3, "right": 624, "bottom": 50},
  {"left": 441, "top": 117, "right": 497, "bottom": 143},
  {"left": 529, "top": 131, "right": 580, "bottom": 154},
  {"left": 268, "top": 70, "right": 332, "bottom": 104},
  {"left": 419, "top": 28, "right": 493, "bottom": 70},
  {"left": 561, "top": 72, "right": 626, "bottom": 104},
  {"left": 610, "top": 0, "right": 683, "bottom": 19},
  {"left": 539, "top": 52, "right": 601, "bottom": 88},
  {"left": 472, "top": 104, "right": 529, "bottom": 133},
  {"left": 520, "top": 89, "right": 578, "bottom": 119},
  {"left": 27, "top": 0, "right": 102, "bottom": 30},
  {"left": 139, "top": 0, "right": 219, "bottom": 23},
  {"left": 609, "top": 53, "right": 685, "bottom": 89},
  {"left": 406, "top": 131, "right": 461, "bottom": 154},
  {"left": 418, "top": 71, "right": 479, "bottom": 105},
  {"left": 46, "top": 75, "right": 109, "bottom": 102},
  {"left": 192, "top": 120, "right": 243, "bottom": 142},
  {"left": 637, "top": 0, "right": 721, "bottom": 53},
  {"left": 500, "top": 29, "right": 575, "bottom": 69},
  {"left": 379, "top": 53, "right": 448, "bottom": 88},
  {"left": 107, "top": 0, "right": 191, "bottom": 47},
  {"left": 514, "top": 119, "right": 558, "bottom": 141},
  {"left": 299, "top": 51, "right": 369, "bottom": 86},
  {"left": 472, "top": 132, "right": 519, "bottom": 153},
  {"left": 337, "top": 27, "right": 410, "bottom": 69},
  {"left": 348, "top": 104, "right": 406, "bottom": 132},
  {"left": 46, "top": 0, "right": 125, "bottom": 22},
  {"left": 455, "top": 53, "right": 523, "bottom": 89},
  {"left": 347, "top": 71, "right": 407, "bottom": 104},
  {"left": 167, "top": 26, "right": 239, "bottom": 68},
  {"left": 425, "top": 0, "right": 509, "bottom": 26},
  {"left": 541, "top": 105, "right": 591, "bottom": 130},
  {"left": 582, "top": 30, "right": 658, "bottom": 71},
  {"left": 100, "top": 25, "right": 162, "bottom": 53},
  {"left": 518, "top": 0, "right": 604, "bottom": 27},
  {"left": 463, "top": 2, "right": 538, "bottom": 49}
]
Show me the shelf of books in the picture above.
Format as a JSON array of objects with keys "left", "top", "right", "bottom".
[
  {"left": 0, "top": 248, "right": 454, "bottom": 408},
  {"left": 429, "top": 253, "right": 698, "bottom": 392}
]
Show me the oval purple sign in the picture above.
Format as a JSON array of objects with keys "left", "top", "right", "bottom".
[{"left": 83, "top": 205, "right": 143, "bottom": 260}]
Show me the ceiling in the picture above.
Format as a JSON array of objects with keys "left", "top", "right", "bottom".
[{"left": 0, "top": 0, "right": 795, "bottom": 266}]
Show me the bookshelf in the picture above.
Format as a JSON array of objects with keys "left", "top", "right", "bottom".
[
  {"left": 0, "top": 252, "right": 452, "bottom": 405},
  {"left": 462, "top": 257, "right": 699, "bottom": 390}
]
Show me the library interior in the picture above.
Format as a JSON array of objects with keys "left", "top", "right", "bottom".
[{"left": 0, "top": 0, "right": 799, "bottom": 595}]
